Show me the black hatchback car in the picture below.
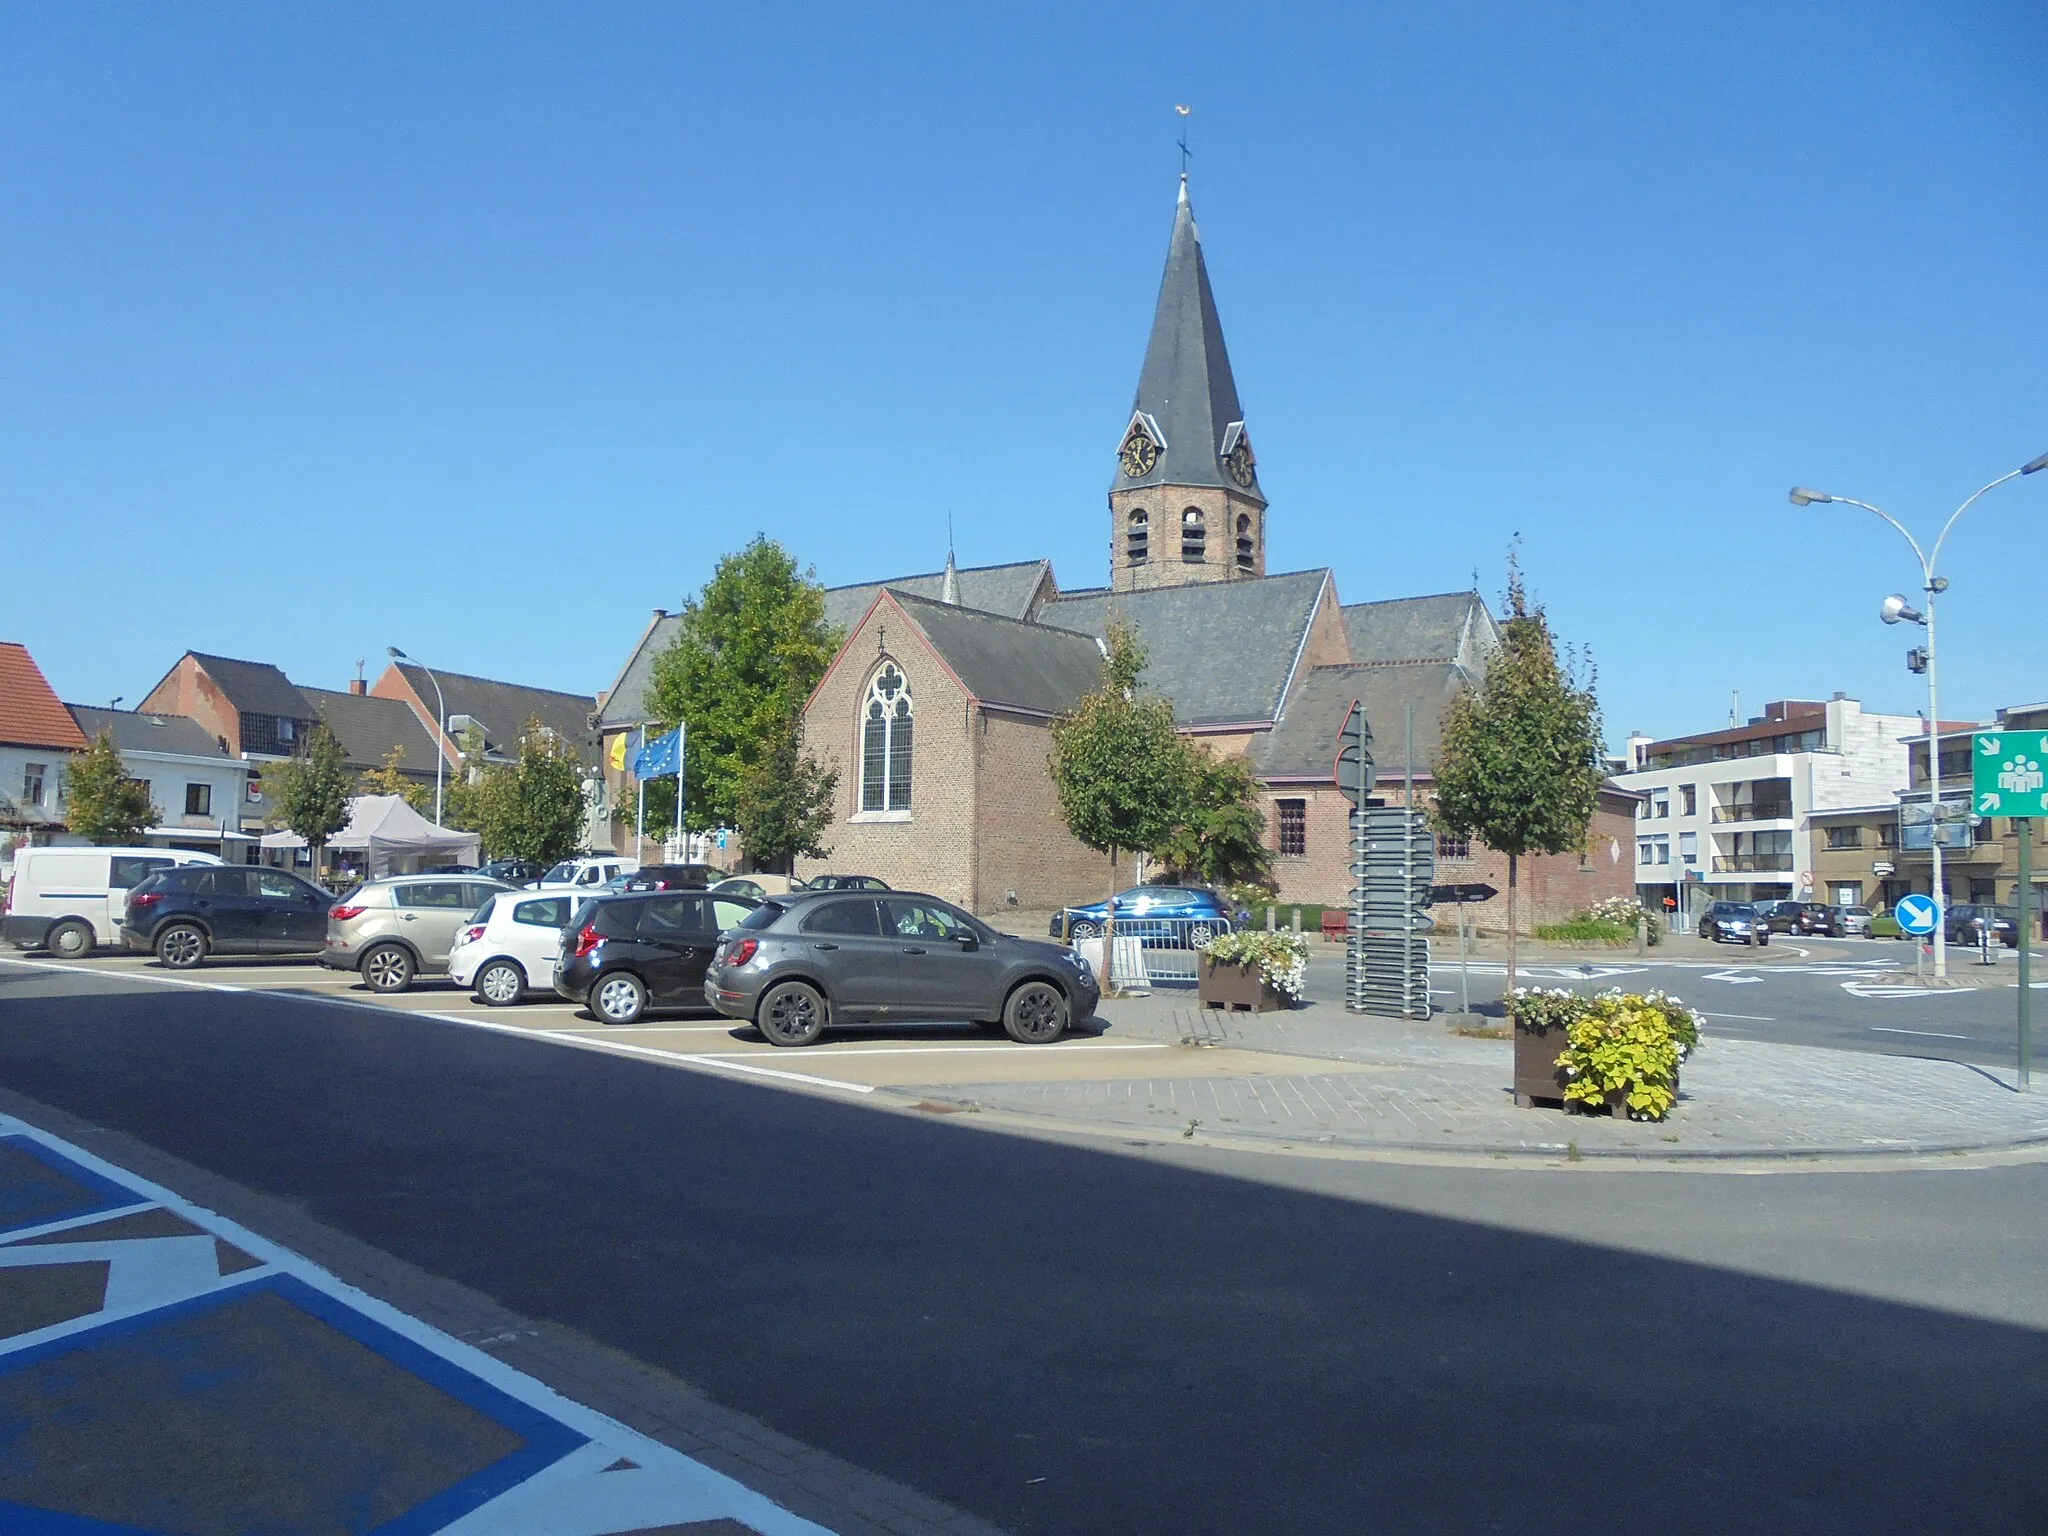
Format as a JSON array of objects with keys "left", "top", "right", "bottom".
[
  {"left": 703, "top": 890, "right": 1099, "bottom": 1047},
  {"left": 1698, "top": 901, "right": 1768, "bottom": 946},
  {"left": 121, "top": 865, "right": 334, "bottom": 968},
  {"left": 553, "top": 889, "right": 762, "bottom": 1024}
]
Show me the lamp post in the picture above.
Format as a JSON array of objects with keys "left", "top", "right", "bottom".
[
  {"left": 386, "top": 646, "right": 447, "bottom": 827},
  {"left": 1791, "top": 453, "right": 2048, "bottom": 978}
]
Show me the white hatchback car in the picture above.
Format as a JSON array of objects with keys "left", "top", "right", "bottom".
[{"left": 448, "top": 889, "right": 582, "bottom": 1005}]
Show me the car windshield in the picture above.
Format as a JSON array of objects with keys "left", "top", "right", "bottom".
[
  {"left": 469, "top": 895, "right": 499, "bottom": 923},
  {"left": 739, "top": 901, "right": 788, "bottom": 931},
  {"left": 541, "top": 861, "right": 577, "bottom": 884},
  {"left": 1843, "top": 907, "right": 1871, "bottom": 917}
]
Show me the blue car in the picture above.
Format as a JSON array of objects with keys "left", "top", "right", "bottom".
[{"left": 1051, "top": 886, "right": 1240, "bottom": 946}]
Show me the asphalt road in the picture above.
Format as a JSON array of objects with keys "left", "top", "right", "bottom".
[
  {"left": 3, "top": 961, "right": 2048, "bottom": 1533},
  {"left": 1344, "top": 935, "right": 2045, "bottom": 1070}
]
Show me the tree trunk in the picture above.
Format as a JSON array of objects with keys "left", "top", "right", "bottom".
[
  {"left": 1505, "top": 852, "right": 1519, "bottom": 1024},
  {"left": 1103, "top": 846, "right": 1118, "bottom": 992}
]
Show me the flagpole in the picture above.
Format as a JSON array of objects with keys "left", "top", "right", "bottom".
[
  {"left": 635, "top": 724, "right": 646, "bottom": 860},
  {"left": 674, "top": 723, "right": 686, "bottom": 855}
]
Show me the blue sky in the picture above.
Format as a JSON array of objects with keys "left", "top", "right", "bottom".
[{"left": 5, "top": 2, "right": 2044, "bottom": 745}]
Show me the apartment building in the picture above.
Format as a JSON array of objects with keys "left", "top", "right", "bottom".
[{"left": 1617, "top": 695, "right": 1921, "bottom": 926}]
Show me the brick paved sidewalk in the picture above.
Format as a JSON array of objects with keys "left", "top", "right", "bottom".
[{"left": 892, "top": 994, "right": 2048, "bottom": 1161}]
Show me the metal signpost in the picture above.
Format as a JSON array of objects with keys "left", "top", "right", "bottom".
[
  {"left": 1335, "top": 701, "right": 1434, "bottom": 1017},
  {"left": 1893, "top": 892, "right": 1940, "bottom": 987},
  {"left": 1974, "top": 731, "right": 2045, "bottom": 1089},
  {"left": 1431, "top": 882, "right": 1499, "bottom": 1018}
]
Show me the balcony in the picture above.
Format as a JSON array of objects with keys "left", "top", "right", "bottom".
[
  {"left": 1711, "top": 804, "right": 1795, "bottom": 824},
  {"left": 1713, "top": 854, "right": 1794, "bottom": 873}
]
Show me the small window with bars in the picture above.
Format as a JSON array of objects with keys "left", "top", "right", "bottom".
[
  {"left": 1277, "top": 799, "right": 1306, "bottom": 857},
  {"left": 1435, "top": 833, "right": 1472, "bottom": 861}
]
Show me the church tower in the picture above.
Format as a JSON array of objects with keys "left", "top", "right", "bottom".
[{"left": 1109, "top": 177, "right": 1267, "bottom": 593}]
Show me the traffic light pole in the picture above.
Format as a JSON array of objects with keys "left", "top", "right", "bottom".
[{"left": 2020, "top": 819, "right": 2032, "bottom": 1092}]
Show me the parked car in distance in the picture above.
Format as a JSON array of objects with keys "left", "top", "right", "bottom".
[
  {"left": 534, "top": 856, "right": 638, "bottom": 891},
  {"left": 708, "top": 891, "right": 1098, "bottom": 1047},
  {"left": 1753, "top": 900, "right": 1812, "bottom": 934},
  {"left": 553, "top": 889, "right": 762, "bottom": 1024},
  {"left": 120, "top": 865, "right": 333, "bottom": 968},
  {"left": 709, "top": 873, "right": 804, "bottom": 901},
  {"left": 1944, "top": 904, "right": 2018, "bottom": 949},
  {"left": 619, "top": 863, "right": 724, "bottom": 892},
  {"left": 1053, "top": 886, "right": 1236, "bottom": 945},
  {"left": 1698, "top": 901, "right": 1768, "bottom": 946},
  {"left": 1794, "top": 903, "right": 1840, "bottom": 937},
  {"left": 5, "top": 846, "right": 223, "bottom": 958},
  {"left": 478, "top": 857, "right": 548, "bottom": 887},
  {"left": 448, "top": 889, "right": 580, "bottom": 1005},
  {"left": 320, "top": 874, "right": 515, "bottom": 992},
  {"left": 1831, "top": 905, "right": 1874, "bottom": 937},
  {"left": 802, "top": 874, "right": 890, "bottom": 892}
]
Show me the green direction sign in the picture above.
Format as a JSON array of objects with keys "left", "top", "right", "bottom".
[{"left": 1973, "top": 731, "right": 2048, "bottom": 818}]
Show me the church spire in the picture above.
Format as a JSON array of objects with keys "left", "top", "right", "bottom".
[{"left": 1110, "top": 178, "right": 1260, "bottom": 501}]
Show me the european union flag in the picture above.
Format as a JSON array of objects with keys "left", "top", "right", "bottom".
[{"left": 632, "top": 726, "right": 682, "bottom": 780}]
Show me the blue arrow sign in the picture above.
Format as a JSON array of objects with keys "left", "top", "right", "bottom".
[{"left": 1893, "top": 892, "right": 1940, "bottom": 936}]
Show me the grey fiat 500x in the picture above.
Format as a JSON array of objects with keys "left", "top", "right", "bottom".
[{"left": 704, "top": 890, "right": 1099, "bottom": 1047}]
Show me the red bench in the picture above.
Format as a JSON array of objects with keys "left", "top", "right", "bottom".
[{"left": 1319, "top": 911, "right": 1350, "bottom": 942}]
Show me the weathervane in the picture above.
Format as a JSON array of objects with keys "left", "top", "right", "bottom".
[{"left": 1175, "top": 104, "right": 1191, "bottom": 178}]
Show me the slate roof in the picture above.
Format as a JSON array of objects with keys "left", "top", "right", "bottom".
[
  {"left": 185, "top": 653, "right": 314, "bottom": 721},
  {"left": 1110, "top": 180, "right": 1260, "bottom": 500},
  {"left": 388, "top": 662, "right": 599, "bottom": 767},
  {"left": 823, "top": 559, "right": 1052, "bottom": 637},
  {"left": 299, "top": 688, "right": 445, "bottom": 776},
  {"left": 1341, "top": 592, "right": 1496, "bottom": 668},
  {"left": 65, "top": 706, "right": 223, "bottom": 759},
  {"left": 596, "top": 611, "right": 683, "bottom": 731},
  {"left": 1044, "top": 569, "right": 1329, "bottom": 727},
  {"left": 886, "top": 590, "right": 1103, "bottom": 717},
  {"left": 1253, "top": 662, "right": 1469, "bottom": 781},
  {"left": 0, "top": 643, "right": 89, "bottom": 751}
]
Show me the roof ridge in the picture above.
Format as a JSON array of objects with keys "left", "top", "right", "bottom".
[
  {"left": 883, "top": 588, "right": 1101, "bottom": 644},
  {"left": 829, "top": 557, "right": 1047, "bottom": 592},
  {"left": 396, "top": 661, "right": 593, "bottom": 701},
  {"left": 1341, "top": 590, "right": 1482, "bottom": 610}
]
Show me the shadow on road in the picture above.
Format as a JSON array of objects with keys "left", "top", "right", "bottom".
[{"left": 1, "top": 979, "right": 2043, "bottom": 1534}]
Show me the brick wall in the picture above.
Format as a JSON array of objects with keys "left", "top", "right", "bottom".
[
  {"left": 1109, "top": 485, "right": 1267, "bottom": 592},
  {"left": 973, "top": 707, "right": 1112, "bottom": 914},
  {"left": 140, "top": 657, "right": 239, "bottom": 757}
]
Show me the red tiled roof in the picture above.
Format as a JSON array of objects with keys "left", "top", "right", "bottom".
[{"left": 0, "top": 643, "right": 90, "bottom": 751}]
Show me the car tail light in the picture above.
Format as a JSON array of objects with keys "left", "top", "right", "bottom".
[
  {"left": 329, "top": 905, "right": 365, "bottom": 921},
  {"left": 459, "top": 924, "right": 487, "bottom": 944},
  {"left": 2, "top": 877, "right": 13, "bottom": 913},
  {"left": 570, "top": 922, "right": 602, "bottom": 958},
  {"left": 130, "top": 892, "right": 164, "bottom": 912},
  {"left": 727, "top": 938, "right": 758, "bottom": 966}
]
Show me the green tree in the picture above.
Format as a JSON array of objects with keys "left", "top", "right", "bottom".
[
  {"left": 642, "top": 536, "right": 840, "bottom": 836},
  {"left": 357, "top": 744, "right": 431, "bottom": 812},
  {"left": 457, "top": 717, "right": 589, "bottom": 865},
  {"left": 63, "top": 731, "right": 159, "bottom": 844},
  {"left": 733, "top": 722, "right": 838, "bottom": 873},
  {"left": 1151, "top": 750, "right": 1273, "bottom": 892},
  {"left": 265, "top": 722, "right": 353, "bottom": 883},
  {"left": 1048, "top": 621, "right": 1191, "bottom": 988},
  {"left": 1432, "top": 557, "right": 1606, "bottom": 1013}
]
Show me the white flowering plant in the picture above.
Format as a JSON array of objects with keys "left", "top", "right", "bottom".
[
  {"left": 1584, "top": 895, "right": 1663, "bottom": 945},
  {"left": 1198, "top": 928, "right": 1310, "bottom": 1001}
]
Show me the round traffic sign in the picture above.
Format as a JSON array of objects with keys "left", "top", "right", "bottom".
[{"left": 1893, "top": 893, "right": 1940, "bottom": 936}]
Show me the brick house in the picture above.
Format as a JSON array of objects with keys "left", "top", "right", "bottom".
[{"left": 0, "top": 641, "right": 91, "bottom": 849}]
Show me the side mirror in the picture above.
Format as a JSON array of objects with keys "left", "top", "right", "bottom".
[{"left": 956, "top": 933, "right": 979, "bottom": 951}]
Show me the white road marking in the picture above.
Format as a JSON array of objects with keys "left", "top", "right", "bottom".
[
  {"left": 1869, "top": 1026, "right": 1971, "bottom": 1040},
  {"left": 686, "top": 1042, "right": 1171, "bottom": 1060},
  {"left": 1702, "top": 970, "right": 1764, "bottom": 985},
  {"left": 1840, "top": 981, "right": 1973, "bottom": 999},
  {"left": 1700, "top": 1012, "right": 1776, "bottom": 1022}
]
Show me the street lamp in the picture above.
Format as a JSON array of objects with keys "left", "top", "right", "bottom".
[
  {"left": 386, "top": 646, "right": 447, "bottom": 827},
  {"left": 1790, "top": 454, "right": 2048, "bottom": 977}
]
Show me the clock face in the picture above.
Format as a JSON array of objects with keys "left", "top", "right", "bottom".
[
  {"left": 1225, "top": 436, "right": 1256, "bottom": 488},
  {"left": 1120, "top": 428, "right": 1159, "bottom": 479}
]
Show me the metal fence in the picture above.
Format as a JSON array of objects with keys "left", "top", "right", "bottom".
[{"left": 1055, "top": 912, "right": 1230, "bottom": 986}]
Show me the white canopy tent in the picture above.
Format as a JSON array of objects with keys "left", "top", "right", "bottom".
[{"left": 259, "top": 795, "right": 480, "bottom": 879}]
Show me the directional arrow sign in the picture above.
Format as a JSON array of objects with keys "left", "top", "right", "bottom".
[{"left": 1973, "top": 730, "right": 2048, "bottom": 818}]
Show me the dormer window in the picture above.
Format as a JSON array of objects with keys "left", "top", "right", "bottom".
[
  {"left": 1181, "top": 508, "right": 1206, "bottom": 563},
  {"left": 278, "top": 717, "right": 294, "bottom": 743},
  {"left": 1126, "top": 509, "right": 1149, "bottom": 565}
]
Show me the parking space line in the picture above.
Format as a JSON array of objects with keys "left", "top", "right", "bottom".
[{"left": 686, "top": 1042, "right": 1171, "bottom": 1060}]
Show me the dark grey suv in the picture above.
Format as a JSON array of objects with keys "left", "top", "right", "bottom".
[{"left": 704, "top": 891, "right": 1099, "bottom": 1047}]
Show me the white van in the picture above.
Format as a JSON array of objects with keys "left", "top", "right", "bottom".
[
  {"left": 531, "top": 856, "right": 638, "bottom": 892},
  {"left": 3, "top": 847, "right": 225, "bottom": 958}
]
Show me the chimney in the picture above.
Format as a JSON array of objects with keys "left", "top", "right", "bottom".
[{"left": 349, "top": 679, "right": 366, "bottom": 696}]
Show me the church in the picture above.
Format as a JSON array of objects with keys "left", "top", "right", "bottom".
[{"left": 600, "top": 178, "right": 1638, "bottom": 923}]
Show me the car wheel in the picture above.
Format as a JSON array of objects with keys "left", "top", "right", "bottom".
[
  {"left": 476, "top": 960, "right": 525, "bottom": 1006},
  {"left": 360, "top": 944, "right": 415, "bottom": 993},
  {"left": 1003, "top": 980, "right": 1069, "bottom": 1044},
  {"left": 594, "top": 972, "right": 647, "bottom": 1026},
  {"left": 1187, "top": 921, "right": 1215, "bottom": 947},
  {"left": 1070, "top": 920, "right": 1101, "bottom": 941},
  {"left": 46, "top": 920, "right": 93, "bottom": 960},
  {"left": 758, "top": 981, "right": 827, "bottom": 1047},
  {"left": 155, "top": 924, "right": 207, "bottom": 970}
]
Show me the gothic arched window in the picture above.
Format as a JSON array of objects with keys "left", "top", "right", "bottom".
[
  {"left": 1235, "top": 512, "right": 1255, "bottom": 571},
  {"left": 1126, "top": 508, "right": 1149, "bottom": 565},
  {"left": 1181, "top": 507, "right": 1206, "bottom": 563},
  {"left": 860, "top": 662, "right": 913, "bottom": 812}
]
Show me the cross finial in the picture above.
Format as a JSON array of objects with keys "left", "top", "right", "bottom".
[{"left": 1175, "top": 104, "right": 1191, "bottom": 179}]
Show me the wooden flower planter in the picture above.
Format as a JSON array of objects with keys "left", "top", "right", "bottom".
[
  {"left": 1514, "top": 1021, "right": 1678, "bottom": 1117},
  {"left": 1199, "top": 956, "right": 1286, "bottom": 1013}
]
